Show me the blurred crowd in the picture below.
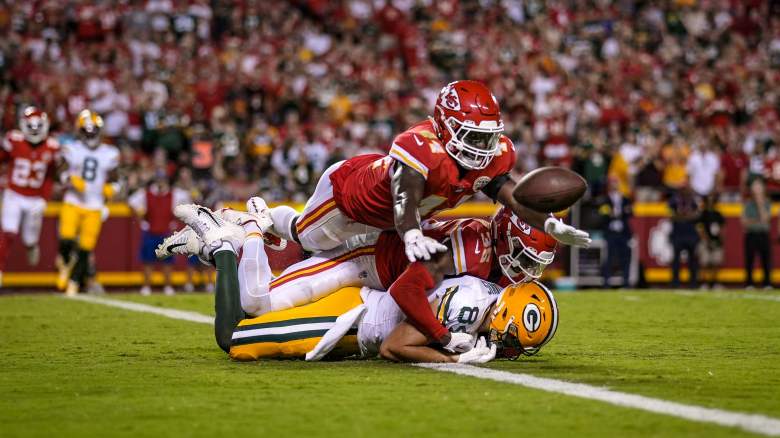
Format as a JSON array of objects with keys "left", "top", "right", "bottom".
[{"left": 1, "top": 0, "right": 779, "bottom": 287}]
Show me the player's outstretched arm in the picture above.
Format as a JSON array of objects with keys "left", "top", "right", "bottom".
[
  {"left": 494, "top": 178, "right": 591, "bottom": 247},
  {"left": 379, "top": 321, "right": 457, "bottom": 363},
  {"left": 391, "top": 163, "right": 447, "bottom": 262}
]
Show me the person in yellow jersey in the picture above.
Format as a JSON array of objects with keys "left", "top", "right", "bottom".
[
  {"left": 164, "top": 204, "right": 560, "bottom": 362},
  {"left": 56, "top": 109, "right": 121, "bottom": 295}
]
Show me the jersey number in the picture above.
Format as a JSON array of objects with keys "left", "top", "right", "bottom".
[
  {"left": 11, "top": 158, "right": 47, "bottom": 189},
  {"left": 82, "top": 157, "right": 98, "bottom": 182},
  {"left": 451, "top": 306, "right": 480, "bottom": 333}
]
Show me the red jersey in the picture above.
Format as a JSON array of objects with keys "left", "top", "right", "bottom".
[
  {"left": 1, "top": 130, "right": 59, "bottom": 199},
  {"left": 374, "top": 218, "right": 495, "bottom": 288},
  {"left": 330, "top": 119, "right": 516, "bottom": 229}
]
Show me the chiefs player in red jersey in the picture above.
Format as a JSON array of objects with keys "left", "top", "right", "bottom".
[
  {"left": 264, "top": 80, "right": 587, "bottom": 351},
  {"left": 160, "top": 201, "right": 556, "bottom": 353},
  {"left": 0, "top": 107, "right": 61, "bottom": 286}
]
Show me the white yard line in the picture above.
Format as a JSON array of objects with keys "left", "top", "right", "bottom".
[
  {"left": 415, "top": 363, "right": 780, "bottom": 437},
  {"left": 66, "top": 294, "right": 780, "bottom": 437},
  {"left": 66, "top": 294, "right": 214, "bottom": 324}
]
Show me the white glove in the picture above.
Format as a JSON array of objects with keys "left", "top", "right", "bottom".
[
  {"left": 403, "top": 228, "right": 447, "bottom": 262},
  {"left": 442, "top": 331, "right": 475, "bottom": 353},
  {"left": 545, "top": 217, "right": 591, "bottom": 248},
  {"left": 457, "top": 337, "right": 497, "bottom": 364}
]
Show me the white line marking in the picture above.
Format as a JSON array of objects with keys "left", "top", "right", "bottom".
[
  {"left": 415, "top": 363, "right": 780, "bottom": 437},
  {"left": 673, "top": 291, "right": 780, "bottom": 302},
  {"left": 66, "top": 294, "right": 780, "bottom": 436},
  {"left": 66, "top": 294, "right": 213, "bottom": 324}
]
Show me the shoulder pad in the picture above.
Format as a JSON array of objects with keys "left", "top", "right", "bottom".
[{"left": 8, "top": 130, "right": 25, "bottom": 142}]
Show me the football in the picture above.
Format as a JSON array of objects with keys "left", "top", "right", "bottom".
[{"left": 512, "top": 167, "right": 587, "bottom": 213}]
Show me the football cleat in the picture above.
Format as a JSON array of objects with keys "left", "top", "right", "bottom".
[
  {"left": 246, "top": 197, "right": 287, "bottom": 251},
  {"left": 155, "top": 226, "right": 204, "bottom": 259},
  {"left": 65, "top": 280, "right": 79, "bottom": 297},
  {"left": 174, "top": 204, "right": 246, "bottom": 254}
]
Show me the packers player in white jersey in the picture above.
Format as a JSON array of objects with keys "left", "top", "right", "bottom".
[
  {"left": 56, "top": 110, "right": 121, "bottom": 295},
  {"left": 166, "top": 203, "right": 559, "bottom": 363}
]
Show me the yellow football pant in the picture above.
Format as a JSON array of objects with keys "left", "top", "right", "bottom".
[
  {"left": 229, "top": 287, "right": 363, "bottom": 361},
  {"left": 58, "top": 203, "right": 103, "bottom": 251}
]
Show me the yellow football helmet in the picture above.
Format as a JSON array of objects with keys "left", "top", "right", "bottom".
[
  {"left": 76, "top": 109, "right": 103, "bottom": 148},
  {"left": 489, "top": 281, "right": 559, "bottom": 359}
]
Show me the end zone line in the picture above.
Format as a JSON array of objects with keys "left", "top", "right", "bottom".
[
  {"left": 415, "top": 363, "right": 780, "bottom": 437},
  {"left": 65, "top": 294, "right": 780, "bottom": 436}
]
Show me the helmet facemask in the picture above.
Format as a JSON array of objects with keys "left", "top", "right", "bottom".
[
  {"left": 442, "top": 116, "right": 503, "bottom": 170},
  {"left": 498, "top": 233, "right": 555, "bottom": 284},
  {"left": 79, "top": 119, "right": 102, "bottom": 148},
  {"left": 20, "top": 112, "right": 49, "bottom": 144}
]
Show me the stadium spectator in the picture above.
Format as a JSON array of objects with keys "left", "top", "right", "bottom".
[
  {"left": 3, "top": 0, "right": 780, "bottom": 289},
  {"left": 128, "top": 172, "right": 191, "bottom": 295},
  {"left": 686, "top": 138, "right": 721, "bottom": 198},
  {"left": 697, "top": 195, "right": 725, "bottom": 289},
  {"left": 668, "top": 184, "right": 701, "bottom": 289},
  {"left": 599, "top": 177, "right": 633, "bottom": 288},
  {"left": 742, "top": 179, "right": 773, "bottom": 289}
]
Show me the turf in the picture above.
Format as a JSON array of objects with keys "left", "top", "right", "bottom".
[{"left": 1, "top": 291, "right": 778, "bottom": 437}]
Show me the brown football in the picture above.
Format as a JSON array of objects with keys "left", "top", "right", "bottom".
[{"left": 512, "top": 167, "right": 587, "bottom": 213}]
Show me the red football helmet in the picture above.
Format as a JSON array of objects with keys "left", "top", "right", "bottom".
[
  {"left": 491, "top": 206, "right": 557, "bottom": 283},
  {"left": 433, "top": 80, "right": 504, "bottom": 170},
  {"left": 19, "top": 106, "right": 50, "bottom": 144}
]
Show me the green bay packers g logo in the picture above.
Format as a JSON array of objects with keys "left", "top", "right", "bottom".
[{"left": 522, "top": 303, "right": 541, "bottom": 333}]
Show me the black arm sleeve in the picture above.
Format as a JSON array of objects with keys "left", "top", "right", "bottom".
[{"left": 481, "top": 173, "right": 511, "bottom": 201}]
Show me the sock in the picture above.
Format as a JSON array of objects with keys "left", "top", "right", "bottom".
[
  {"left": 388, "top": 261, "right": 448, "bottom": 342},
  {"left": 0, "top": 232, "right": 16, "bottom": 271},
  {"left": 269, "top": 206, "right": 299, "bottom": 242},
  {"left": 237, "top": 237, "right": 273, "bottom": 315},
  {"left": 71, "top": 249, "right": 90, "bottom": 287},
  {"left": 58, "top": 239, "right": 75, "bottom": 264},
  {"left": 213, "top": 249, "right": 245, "bottom": 353}
]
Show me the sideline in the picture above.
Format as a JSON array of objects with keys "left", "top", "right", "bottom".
[{"left": 65, "top": 294, "right": 780, "bottom": 437}]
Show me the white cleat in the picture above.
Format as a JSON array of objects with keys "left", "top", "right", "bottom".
[
  {"left": 246, "top": 197, "right": 287, "bottom": 251},
  {"left": 163, "top": 285, "right": 175, "bottom": 296},
  {"left": 155, "top": 226, "right": 204, "bottom": 259},
  {"left": 174, "top": 204, "right": 245, "bottom": 254},
  {"left": 140, "top": 285, "right": 152, "bottom": 296}
]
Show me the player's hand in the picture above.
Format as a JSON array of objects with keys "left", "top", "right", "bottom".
[
  {"left": 403, "top": 228, "right": 447, "bottom": 262},
  {"left": 457, "top": 337, "right": 496, "bottom": 364},
  {"left": 442, "top": 331, "right": 475, "bottom": 353},
  {"left": 544, "top": 217, "right": 591, "bottom": 248}
]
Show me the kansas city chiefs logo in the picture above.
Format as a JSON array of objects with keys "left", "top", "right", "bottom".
[{"left": 440, "top": 85, "right": 461, "bottom": 111}]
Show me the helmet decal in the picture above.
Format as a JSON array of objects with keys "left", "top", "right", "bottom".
[
  {"left": 522, "top": 303, "right": 541, "bottom": 332},
  {"left": 441, "top": 84, "right": 461, "bottom": 111}
]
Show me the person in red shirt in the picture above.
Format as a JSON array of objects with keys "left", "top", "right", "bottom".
[
  {"left": 128, "top": 173, "right": 191, "bottom": 296},
  {"left": 263, "top": 80, "right": 588, "bottom": 352},
  {"left": 720, "top": 141, "right": 748, "bottom": 195},
  {"left": 0, "top": 107, "right": 60, "bottom": 286}
]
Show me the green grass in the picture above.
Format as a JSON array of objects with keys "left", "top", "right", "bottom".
[{"left": 1, "top": 290, "right": 779, "bottom": 437}]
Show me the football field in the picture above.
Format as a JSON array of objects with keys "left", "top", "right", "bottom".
[{"left": 2, "top": 289, "right": 779, "bottom": 437}]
